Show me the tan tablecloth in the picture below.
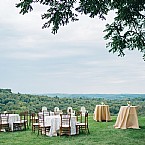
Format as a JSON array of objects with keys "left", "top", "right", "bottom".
[
  {"left": 93, "top": 105, "right": 111, "bottom": 122},
  {"left": 114, "top": 106, "right": 139, "bottom": 129}
]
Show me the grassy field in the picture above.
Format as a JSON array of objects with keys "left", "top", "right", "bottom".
[{"left": 1, "top": 116, "right": 145, "bottom": 145}]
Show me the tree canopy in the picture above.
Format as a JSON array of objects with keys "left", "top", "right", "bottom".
[
  {"left": 1, "top": 89, "right": 145, "bottom": 116},
  {"left": 16, "top": 0, "right": 145, "bottom": 60}
]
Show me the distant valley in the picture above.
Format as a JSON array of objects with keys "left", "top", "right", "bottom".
[{"left": 43, "top": 93, "right": 145, "bottom": 100}]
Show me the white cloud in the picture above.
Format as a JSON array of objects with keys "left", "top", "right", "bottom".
[{"left": 0, "top": 1, "right": 145, "bottom": 94}]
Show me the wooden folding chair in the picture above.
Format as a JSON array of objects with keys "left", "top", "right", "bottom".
[
  {"left": 31, "top": 113, "right": 39, "bottom": 133},
  {"left": 59, "top": 114, "right": 71, "bottom": 136},
  {"left": 0, "top": 113, "right": 10, "bottom": 132},
  {"left": 76, "top": 112, "right": 90, "bottom": 134},
  {"left": 13, "top": 111, "right": 28, "bottom": 131},
  {"left": 37, "top": 111, "right": 50, "bottom": 136}
]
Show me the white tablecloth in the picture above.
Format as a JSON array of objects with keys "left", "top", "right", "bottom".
[
  {"left": 2, "top": 114, "right": 20, "bottom": 131},
  {"left": 7, "top": 114, "right": 20, "bottom": 131},
  {"left": 9, "top": 114, "right": 20, "bottom": 131},
  {"left": 44, "top": 115, "right": 77, "bottom": 137}
]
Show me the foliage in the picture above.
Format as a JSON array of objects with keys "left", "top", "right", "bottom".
[
  {"left": 1, "top": 91, "right": 145, "bottom": 116},
  {"left": 16, "top": 0, "right": 145, "bottom": 60},
  {"left": 0, "top": 89, "right": 12, "bottom": 93},
  {"left": 1, "top": 116, "right": 145, "bottom": 145}
]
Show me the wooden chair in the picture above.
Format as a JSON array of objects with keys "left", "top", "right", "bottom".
[
  {"left": 5, "top": 110, "right": 15, "bottom": 114},
  {"left": 67, "top": 107, "right": 75, "bottom": 116},
  {"left": 30, "top": 112, "right": 38, "bottom": 124},
  {"left": 31, "top": 113, "right": 39, "bottom": 133},
  {"left": 13, "top": 111, "right": 28, "bottom": 131},
  {"left": 62, "top": 109, "right": 67, "bottom": 115},
  {"left": 0, "top": 113, "right": 10, "bottom": 132},
  {"left": 24, "top": 111, "right": 29, "bottom": 128},
  {"left": 29, "top": 111, "right": 33, "bottom": 126},
  {"left": 75, "top": 111, "right": 82, "bottom": 122},
  {"left": 76, "top": 112, "right": 90, "bottom": 134},
  {"left": 59, "top": 114, "right": 71, "bottom": 136},
  {"left": 20, "top": 111, "right": 29, "bottom": 130},
  {"left": 75, "top": 111, "right": 82, "bottom": 134},
  {"left": 37, "top": 111, "right": 50, "bottom": 136}
]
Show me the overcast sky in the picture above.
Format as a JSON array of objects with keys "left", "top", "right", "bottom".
[{"left": 0, "top": 0, "right": 145, "bottom": 94}]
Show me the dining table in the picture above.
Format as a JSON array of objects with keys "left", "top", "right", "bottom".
[
  {"left": 93, "top": 105, "right": 111, "bottom": 122},
  {"left": 9, "top": 114, "right": 20, "bottom": 131},
  {"left": 1, "top": 114, "right": 20, "bottom": 131},
  {"left": 114, "top": 106, "right": 139, "bottom": 129},
  {"left": 44, "top": 115, "right": 77, "bottom": 137}
]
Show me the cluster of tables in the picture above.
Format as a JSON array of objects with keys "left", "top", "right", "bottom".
[
  {"left": 2, "top": 113, "right": 77, "bottom": 136},
  {"left": 2, "top": 105, "right": 139, "bottom": 134},
  {"left": 93, "top": 104, "right": 139, "bottom": 129}
]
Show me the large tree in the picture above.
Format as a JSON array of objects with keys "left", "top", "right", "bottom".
[{"left": 16, "top": 0, "right": 145, "bottom": 60}]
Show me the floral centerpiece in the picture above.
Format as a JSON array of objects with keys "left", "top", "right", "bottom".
[
  {"left": 101, "top": 102, "right": 105, "bottom": 105},
  {"left": 127, "top": 101, "right": 131, "bottom": 106}
]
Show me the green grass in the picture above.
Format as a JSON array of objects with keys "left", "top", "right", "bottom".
[{"left": 1, "top": 116, "right": 145, "bottom": 145}]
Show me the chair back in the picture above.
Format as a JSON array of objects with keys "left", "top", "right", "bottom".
[
  {"left": 38, "top": 112, "right": 44, "bottom": 127},
  {"left": 67, "top": 107, "right": 73, "bottom": 114},
  {"left": 62, "top": 109, "right": 67, "bottom": 115},
  {"left": 42, "top": 106, "right": 47, "bottom": 112},
  {"left": 60, "top": 114, "right": 71, "bottom": 135},
  {"left": 19, "top": 112, "right": 26, "bottom": 121},
  {"left": 80, "top": 106, "right": 86, "bottom": 116},
  {"left": 6, "top": 111, "right": 15, "bottom": 114},
  {"left": 84, "top": 112, "right": 89, "bottom": 125},
  {"left": 61, "top": 114, "right": 71, "bottom": 125},
  {"left": 0, "top": 113, "right": 9, "bottom": 131},
  {"left": 31, "top": 113, "right": 37, "bottom": 124},
  {"left": 19, "top": 111, "right": 29, "bottom": 129},
  {"left": 75, "top": 111, "right": 89, "bottom": 134},
  {"left": 38, "top": 111, "right": 50, "bottom": 126},
  {"left": 20, "top": 111, "right": 28, "bottom": 121},
  {"left": 67, "top": 107, "right": 75, "bottom": 116},
  {"left": 78, "top": 111, "right": 88, "bottom": 125},
  {"left": 0, "top": 113, "right": 9, "bottom": 124},
  {"left": 54, "top": 107, "right": 59, "bottom": 112},
  {"left": 75, "top": 111, "right": 82, "bottom": 122}
]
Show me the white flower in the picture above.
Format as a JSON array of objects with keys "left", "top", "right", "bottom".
[{"left": 127, "top": 101, "right": 131, "bottom": 106}]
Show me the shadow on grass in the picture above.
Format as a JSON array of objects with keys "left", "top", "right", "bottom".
[{"left": 139, "top": 126, "right": 145, "bottom": 129}]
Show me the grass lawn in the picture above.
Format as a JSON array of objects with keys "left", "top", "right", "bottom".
[{"left": 1, "top": 116, "right": 145, "bottom": 145}]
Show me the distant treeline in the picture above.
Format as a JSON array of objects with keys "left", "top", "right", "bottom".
[
  {"left": 44, "top": 93, "right": 145, "bottom": 100},
  {"left": 0, "top": 89, "right": 12, "bottom": 94},
  {"left": 0, "top": 89, "right": 145, "bottom": 116}
]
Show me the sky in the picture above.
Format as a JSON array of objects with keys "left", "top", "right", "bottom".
[{"left": 0, "top": 0, "right": 145, "bottom": 94}]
